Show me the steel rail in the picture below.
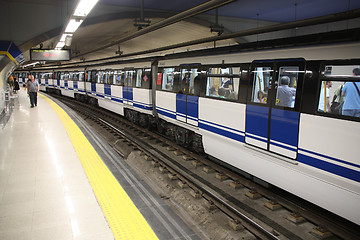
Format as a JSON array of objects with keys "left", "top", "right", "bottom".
[{"left": 94, "top": 117, "right": 280, "bottom": 240}]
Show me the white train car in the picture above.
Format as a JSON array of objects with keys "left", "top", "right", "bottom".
[
  {"left": 156, "top": 42, "right": 360, "bottom": 225},
  {"left": 85, "top": 61, "right": 153, "bottom": 120},
  {"left": 28, "top": 42, "right": 360, "bottom": 225}
]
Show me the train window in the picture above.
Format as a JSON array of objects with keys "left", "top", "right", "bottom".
[
  {"left": 69, "top": 72, "right": 75, "bottom": 81},
  {"left": 96, "top": 71, "right": 102, "bottom": 83},
  {"left": 206, "top": 67, "right": 240, "bottom": 100},
  {"left": 79, "top": 72, "right": 84, "bottom": 82},
  {"left": 102, "top": 71, "right": 106, "bottom": 84},
  {"left": 113, "top": 70, "right": 125, "bottom": 86},
  {"left": 65, "top": 72, "right": 71, "bottom": 80},
  {"left": 180, "top": 68, "right": 202, "bottom": 95},
  {"left": 142, "top": 68, "right": 151, "bottom": 89},
  {"left": 318, "top": 66, "right": 360, "bottom": 117},
  {"left": 85, "top": 71, "right": 89, "bottom": 82},
  {"left": 275, "top": 66, "right": 298, "bottom": 108},
  {"left": 318, "top": 81, "right": 333, "bottom": 113},
  {"left": 89, "top": 70, "right": 97, "bottom": 83},
  {"left": 46, "top": 73, "right": 52, "bottom": 79},
  {"left": 324, "top": 65, "right": 360, "bottom": 77},
  {"left": 162, "top": 68, "right": 176, "bottom": 91},
  {"left": 113, "top": 71, "right": 119, "bottom": 85},
  {"left": 54, "top": 72, "right": 59, "bottom": 80},
  {"left": 107, "top": 71, "right": 114, "bottom": 84},
  {"left": 251, "top": 67, "right": 272, "bottom": 104},
  {"left": 136, "top": 69, "right": 142, "bottom": 87},
  {"left": 125, "top": 70, "right": 136, "bottom": 87},
  {"left": 102, "top": 71, "right": 110, "bottom": 84},
  {"left": 104, "top": 71, "right": 111, "bottom": 84}
]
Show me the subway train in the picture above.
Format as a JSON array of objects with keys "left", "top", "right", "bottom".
[{"left": 16, "top": 42, "right": 360, "bottom": 225}]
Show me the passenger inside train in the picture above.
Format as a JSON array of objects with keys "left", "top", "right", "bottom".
[
  {"left": 319, "top": 65, "right": 360, "bottom": 117},
  {"left": 276, "top": 76, "right": 296, "bottom": 107},
  {"left": 206, "top": 67, "right": 239, "bottom": 100}
]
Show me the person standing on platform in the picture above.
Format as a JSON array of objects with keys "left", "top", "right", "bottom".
[
  {"left": 13, "top": 78, "right": 20, "bottom": 93},
  {"left": 26, "top": 75, "right": 39, "bottom": 107}
]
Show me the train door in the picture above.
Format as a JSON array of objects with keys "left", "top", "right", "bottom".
[
  {"left": 245, "top": 59, "right": 305, "bottom": 159},
  {"left": 89, "top": 70, "right": 98, "bottom": 96},
  {"left": 73, "top": 72, "right": 78, "bottom": 91},
  {"left": 123, "top": 70, "right": 135, "bottom": 106},
  {"left": 176, "top": 67, "right": 199, "bottom": 126}
]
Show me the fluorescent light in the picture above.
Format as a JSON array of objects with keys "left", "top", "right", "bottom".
[
  {"left": 22, "top": 62, "right": 39, "bottom": 68},
  {"left": 65, "top": 19, "right": 83, "bottom": 33},
  {"left": 73, "top": 0, "right": 99, "bottom": 17},
  {"left": 60, "top": 33, "right": 73, "bottom": 42},
  {"left": 55, "top": 41, "right": 65, "bottom": 49},
  {"left": 53, "top": 0, "right": 98, "bottom": 52}
]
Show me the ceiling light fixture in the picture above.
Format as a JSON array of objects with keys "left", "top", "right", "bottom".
[
  {"left": 55, "top": 0, "right": 99, "bottom": 50},
  {"left": 74, "top": 0, "right": 99, "bottom": 17},
  {"left": 56, "top": 41, "right": 66, "bottom": 49},
  {"left": 65, "top": 19, "right": 83, "bottom": 33}
]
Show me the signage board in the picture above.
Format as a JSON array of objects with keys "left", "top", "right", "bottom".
[{"left": 30, "top": 49, "right": 71, "bottom": 61}]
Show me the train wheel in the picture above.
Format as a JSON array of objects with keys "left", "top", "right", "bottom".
[
  {"left": 191, "top": 134, "right": 204, "bottom": 154},
  {"left": 156, "top": 119, "right": 166, "bottom": 134},
  {"left": 139, "top": 114, "right": 149, "bottom": 128},
  {"left": 174, "top": 127, "right": 187, "bottom": 146}
]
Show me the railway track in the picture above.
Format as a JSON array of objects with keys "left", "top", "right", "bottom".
[{"left": 51, "top": 93, "right": 360, "bottom": 240}]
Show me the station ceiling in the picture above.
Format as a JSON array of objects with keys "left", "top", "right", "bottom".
[{"left": 1, "top": 0, "right": 360, "bottom": 66}]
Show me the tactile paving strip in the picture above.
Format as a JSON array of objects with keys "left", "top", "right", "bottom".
[{"left": 41, "top": 94, "right": 159, "bottom": 240}]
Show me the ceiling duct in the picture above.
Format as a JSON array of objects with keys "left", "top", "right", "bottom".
[{"left": 73, "top": 0, "right": 237, "bottom": 58}]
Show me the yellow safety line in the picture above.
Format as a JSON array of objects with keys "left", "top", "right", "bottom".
[{"left": 40, "top": 94, "right": 159, "bottom": 240}]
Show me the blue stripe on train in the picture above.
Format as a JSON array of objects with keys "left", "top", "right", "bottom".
[
  {"left": 111, "top": 97, "right": 123, "bottom": 103},
  {"left": 299, "top": 148, "right": 360, "bottom": 169},
  {"left": 157, "top": 107, "right": 176, "bottom": 119},
  {"left": 134, "top": 103, "right": 152, "bottom": 111},
  {"left": 199, "top": 121, "right": 245, "bottom": 143},
  {"left": 298, "top": 152, "right": 360, "bottom": 183}
]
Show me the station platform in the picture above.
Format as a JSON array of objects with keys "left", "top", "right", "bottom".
[{"left": 0, "top": 89, "right": 199, "bottom": 240}]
